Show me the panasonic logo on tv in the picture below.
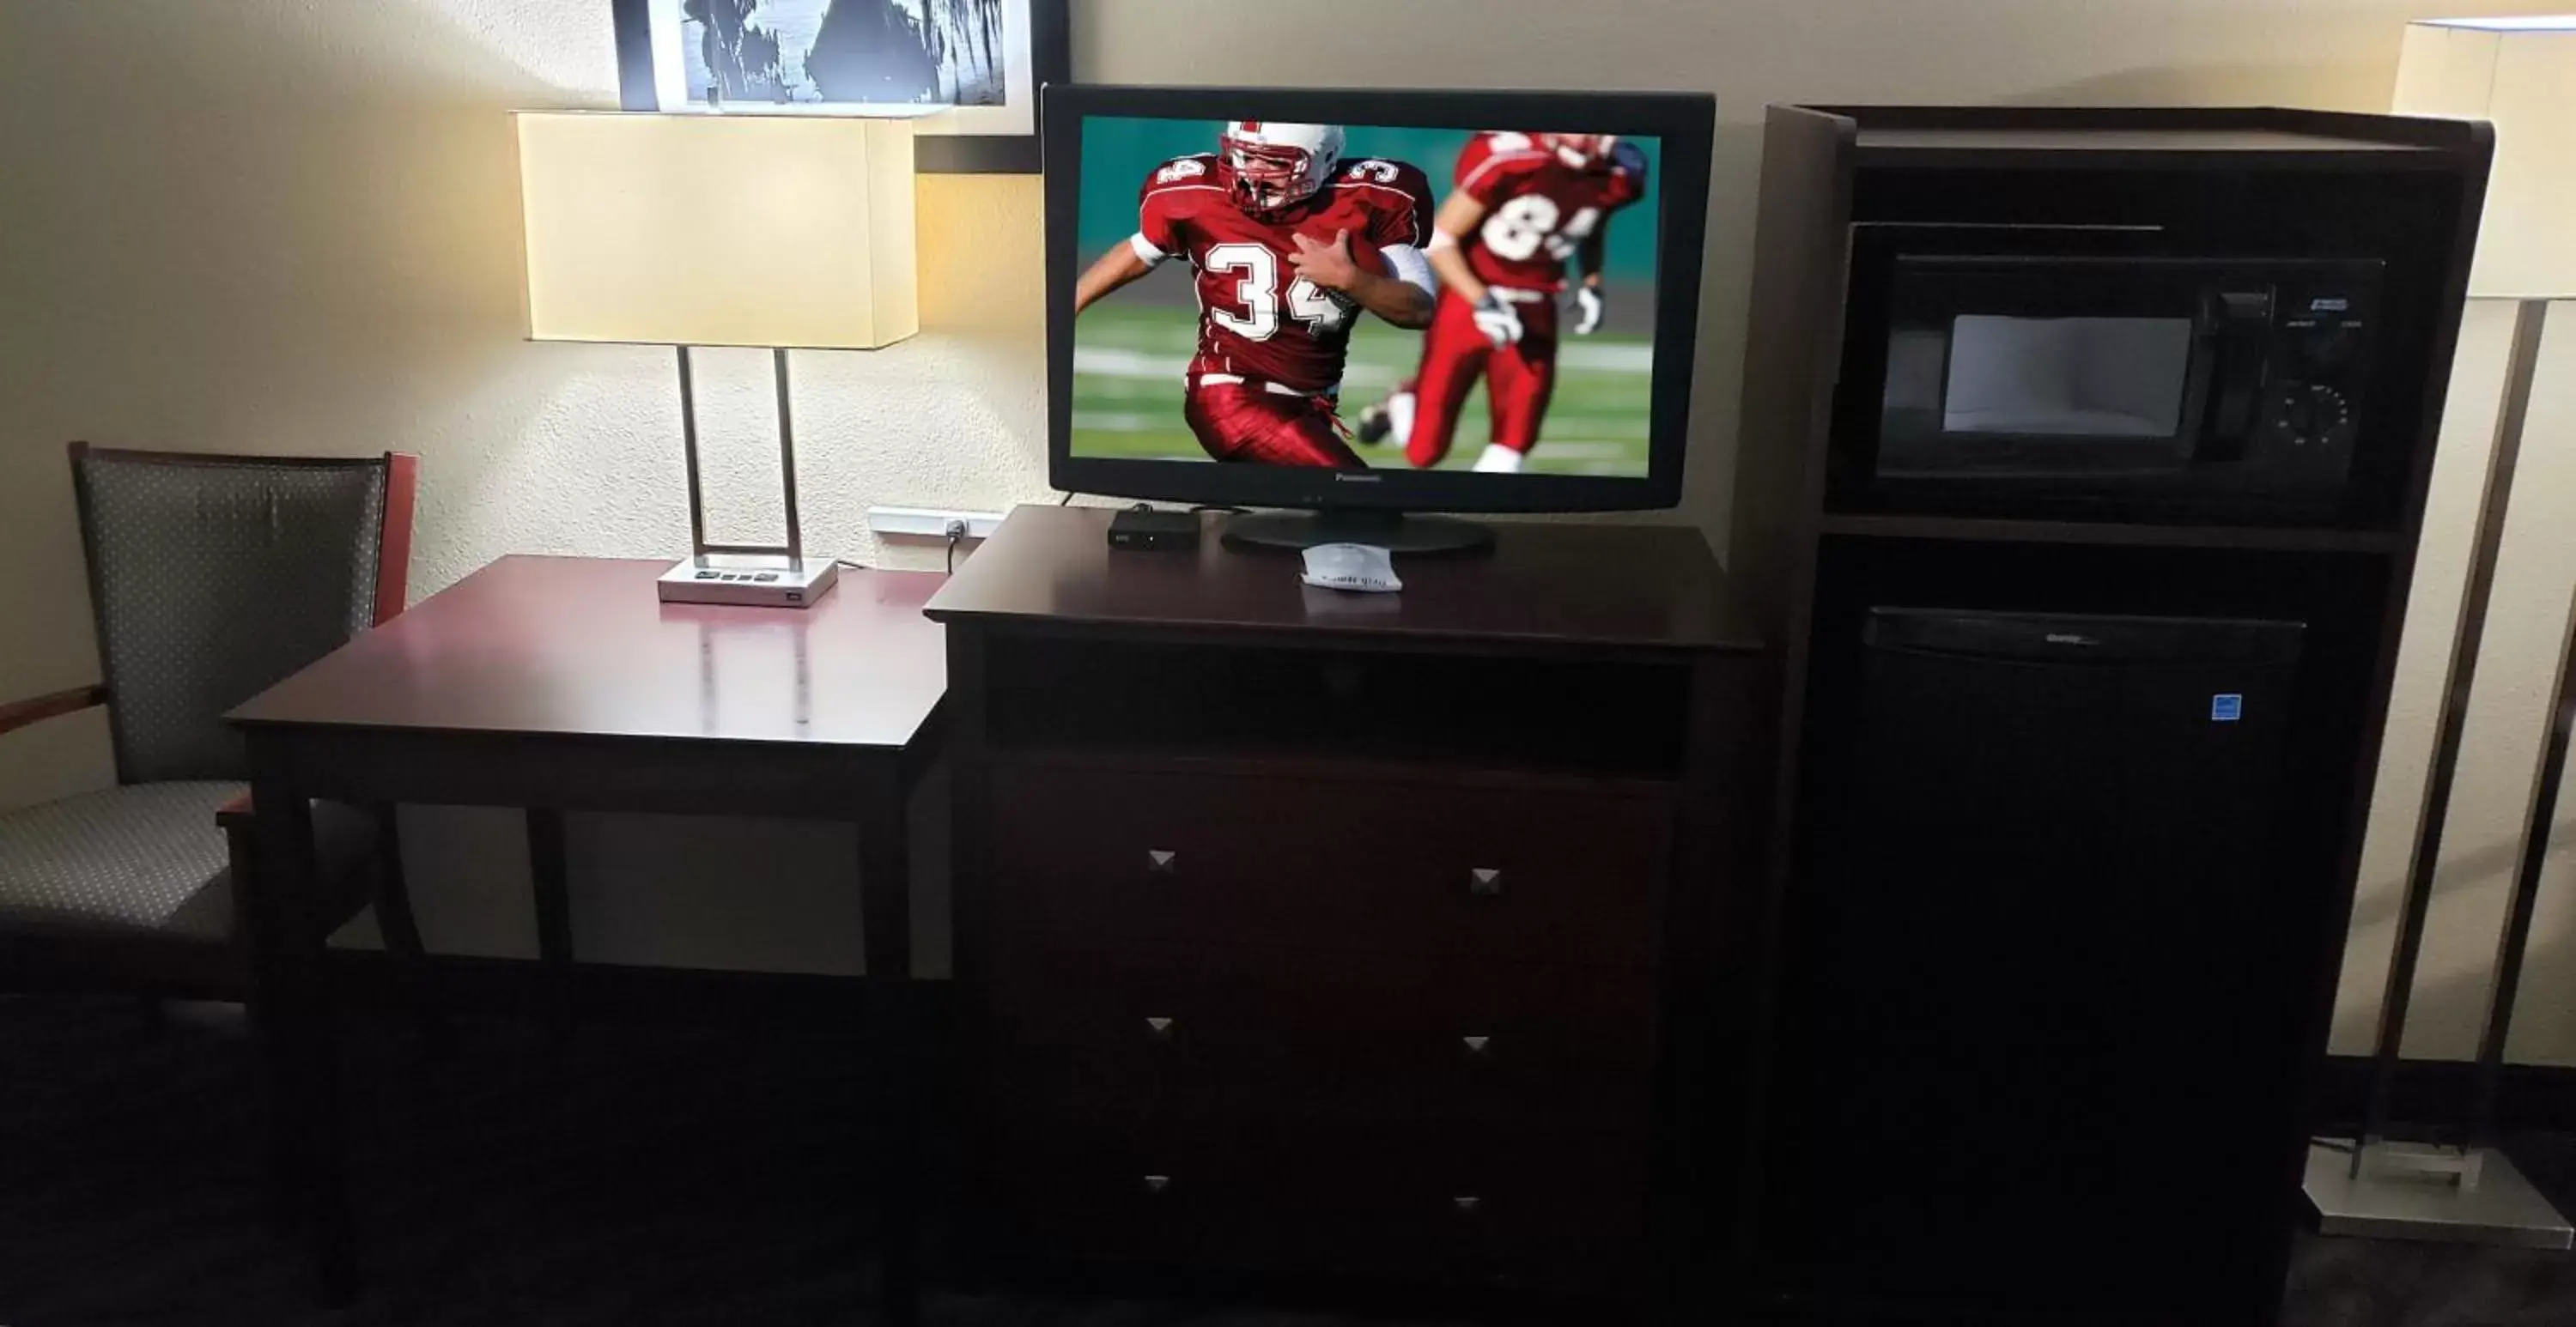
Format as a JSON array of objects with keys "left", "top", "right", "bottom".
[{"left": 1334, "top": 473, "right": 1382, "bottom": 482}]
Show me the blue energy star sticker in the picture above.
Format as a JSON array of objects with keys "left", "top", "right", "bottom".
[{"left": 2211, "top": 694, "right": 2245, "bottom": 723}]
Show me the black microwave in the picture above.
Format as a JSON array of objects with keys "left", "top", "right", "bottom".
[{"left": 1838, "top": 244, "right": 2385, "bottom": 521}]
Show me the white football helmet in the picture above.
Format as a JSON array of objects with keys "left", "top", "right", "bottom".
[{"left": 1219, "top": 122, "right": 1346, "bottom": 219}]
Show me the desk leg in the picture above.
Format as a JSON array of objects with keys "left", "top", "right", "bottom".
[
  {"left": 526, "top": 809, "right": 575, "bottom": 1035},
  {"left": 246, "top": 775, "right": 358, "bottom": 1304},
  {"left": 859, "top": 770, "right": 919, "bottom": 1327}
]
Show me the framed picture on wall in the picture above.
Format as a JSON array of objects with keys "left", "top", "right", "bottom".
[{"left": 611, "top": 0, "right": 1070, "bottom": 173}]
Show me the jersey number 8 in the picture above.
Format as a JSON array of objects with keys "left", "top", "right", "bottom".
[
  {"left": 1480, "top": 195, "right": 1602, "bottom": 264},
  {"left": 1205, "top": 242, "right": 1349, "bottom": 341}
]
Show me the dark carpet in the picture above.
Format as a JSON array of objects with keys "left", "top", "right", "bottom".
[{"left": 1, "top": 991, "right": 2571, "bottom": 1326}]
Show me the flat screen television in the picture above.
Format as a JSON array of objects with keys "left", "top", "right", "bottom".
[{"left": 1044, "top": 84, "right": 1715, "bottom": 551}]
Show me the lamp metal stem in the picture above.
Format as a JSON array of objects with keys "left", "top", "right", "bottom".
[
  {"left": 2476, "top": 577, "right": 2576, "bottom": 1147},
  {"left": 2362, "top": 297, "right": 2551, "bottom": 1169},
  {"left": 775, "top": 347, "right": 803, "bottom": 568},
  {"left": 677, "top": 344, "right": 709, "bottom": 559},
  {"left": 2473, "top": 301, "right": 2566, "bottom": 1146}
]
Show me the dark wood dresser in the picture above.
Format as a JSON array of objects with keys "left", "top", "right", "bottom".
[{"left": 927, "top": 506, "right": 1766, "bottom": 1298}]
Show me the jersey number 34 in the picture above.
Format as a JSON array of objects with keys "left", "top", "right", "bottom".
[
  {"left": 1205, "top": 242, "right": 1349, "bottom": 341},
  {"left": 1481, "top": 195, "right": 1602, "bottom": 264}
]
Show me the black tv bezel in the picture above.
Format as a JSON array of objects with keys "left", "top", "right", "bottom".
[{"left": 1043, "top": 83, "right": 1714, "bottom": 516}]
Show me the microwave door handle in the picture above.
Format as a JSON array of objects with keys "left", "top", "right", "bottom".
[
  {"left": 2181, "top": 321, "right": 2221, "bottom": 459},
  {"left": 2196, "top": 291, "right": 2274, "bottom": 461}
]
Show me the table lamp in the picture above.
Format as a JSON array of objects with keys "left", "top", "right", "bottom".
[
  {"left": 515, "top": 110, "right": 919, "bottom": 607},
  {"left": 2306, "top": 15, "right": 2576, "bottom": 1249}
]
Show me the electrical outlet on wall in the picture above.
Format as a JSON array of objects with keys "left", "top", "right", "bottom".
[{"left": 866, "top": 506, "right": 1007, "bottom": 541}]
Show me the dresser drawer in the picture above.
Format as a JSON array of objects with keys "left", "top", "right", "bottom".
[
  {"left": 979, "top": 937, "right": 1656, "bottom": 1121},
  {"left": 977, "top": 1108, "right": 1231, "bottom": 1267},
  {"left": 987, "top": 762, "right": 1670, "bottom": 968},
  {"left": 979, "top": 1106, "right": 1645, "bottom": 1288}
]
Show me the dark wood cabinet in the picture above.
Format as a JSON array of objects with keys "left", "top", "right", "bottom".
[
  {"left": 927, "top": 506, "right": 1765, "bottom": 1299},
  {"left": 1728, "top": 106, "right": 2492, "bottom": 1327}
]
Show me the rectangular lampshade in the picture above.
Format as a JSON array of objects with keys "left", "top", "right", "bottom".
[
  {"left": 515, "top": 112, "right": 918, "bottom": 349},
  {"left": 2395, "top": 16, "right": 2576, "bottom": 299}
]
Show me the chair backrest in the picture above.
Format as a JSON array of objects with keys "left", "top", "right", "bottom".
[{"left": 69, "top": 445, "right": 413, "bottom": 784}]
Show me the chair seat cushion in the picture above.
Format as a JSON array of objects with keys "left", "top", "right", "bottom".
[{"left": 0, "top": 782, "right": 373, "bottom": 942}]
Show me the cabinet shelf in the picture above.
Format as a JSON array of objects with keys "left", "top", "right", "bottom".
[
  {"left": 1816, "top": 512, "right": 2402, "bottom": 554},
  {"left": 989, "top": 742, "right": 1684, "bottom": 798},
  {"left": 981, "top": 632, "right": 1695, "bottom": 783}
]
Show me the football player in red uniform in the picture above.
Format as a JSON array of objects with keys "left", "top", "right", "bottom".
[
  {"left": 1072, "top": 123, "right": 1437, "bottom": 468},
  {"left": 1355, "top": 131, "right": 1650, "bottom": 473}
]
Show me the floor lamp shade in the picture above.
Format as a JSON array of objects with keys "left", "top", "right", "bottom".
[
  {"left": 2396, "top": 17, "right": 2576, "bottom": 300},
  {"left": 515, "top": 112, "right": 918, "bottom": 349}
]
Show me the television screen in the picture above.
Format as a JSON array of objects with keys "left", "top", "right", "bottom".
[{"left": 1067, "top": 117, "right": 1665, "bottom": 479}]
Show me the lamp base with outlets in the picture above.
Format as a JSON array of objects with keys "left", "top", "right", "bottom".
[
  {"left": 656, "top": 555, "right": 841, "bottom": 609},
  {"left": 2305, "top": 1139, "right": 2573, "bottom": 1249}
]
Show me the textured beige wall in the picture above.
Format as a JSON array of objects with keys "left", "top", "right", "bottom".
[{"left": 2, "top": 0, "right": 2571, "bottom": 1054}]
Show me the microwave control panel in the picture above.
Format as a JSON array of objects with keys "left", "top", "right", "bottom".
[{"left": 2245, "top": 273, "right": 2378, "bottom": 479}]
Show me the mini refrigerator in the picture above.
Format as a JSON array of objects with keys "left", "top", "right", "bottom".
[{"left": 1779, "top": 607, "right": 2308, "bottom": 1319}]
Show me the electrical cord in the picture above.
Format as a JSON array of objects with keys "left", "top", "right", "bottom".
[
  {"left": 945, "top": 531, "right": 959, "bottom": 574},
  {"left": 1058, "top": 490, "right": 1077, "bottom": 506}
]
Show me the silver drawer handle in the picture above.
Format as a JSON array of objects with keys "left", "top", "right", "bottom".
[
  {"left": 1461, "top": 1034, "right": 1492, "bottom": 1058},
  {"left": 1145, "top": 1016, "right": 1175, "bottom": 1041},
  {"left": 1146, "top": 849, "right": 1178, "bottom": 874},
  {"left": 1143, "top": 1174, "right": 1171, "bottom": 1193},
  {"left": 1453, "top": 1195, "right": 1482, "bottom": 1214},
  {"left": 1469, "top": 867, "right": 1503, "bottom": 897}
]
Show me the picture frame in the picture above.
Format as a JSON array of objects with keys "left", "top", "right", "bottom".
[{"left": 611, "top": 0, "right": 1069, "bottom": 174}]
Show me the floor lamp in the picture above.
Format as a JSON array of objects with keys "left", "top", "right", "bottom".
[
  {"left": 515, "top": 110, "right": 919, "bottom": 608},
  {"left": 2306, "top": 15, "right": 2576, "bottom": 1249}
]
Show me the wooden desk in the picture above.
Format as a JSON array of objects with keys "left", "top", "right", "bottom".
[
  {"left": 928, "top": 507, "right": 1767, "bottom": 1298},
  {"left": 228, "top": 554, "right": 946, "bottom": 1318}
]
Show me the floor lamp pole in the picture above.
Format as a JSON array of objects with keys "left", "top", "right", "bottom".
[
  {"left": 2471, "top": 573, "right": 2576, "bottom": 1147},
  {"left": 2310, "top": 299, "right": 2572, "bottom": 1249},
  {"left": 2360, "top": 299, "right": 2551, "bottom": 1165}
]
